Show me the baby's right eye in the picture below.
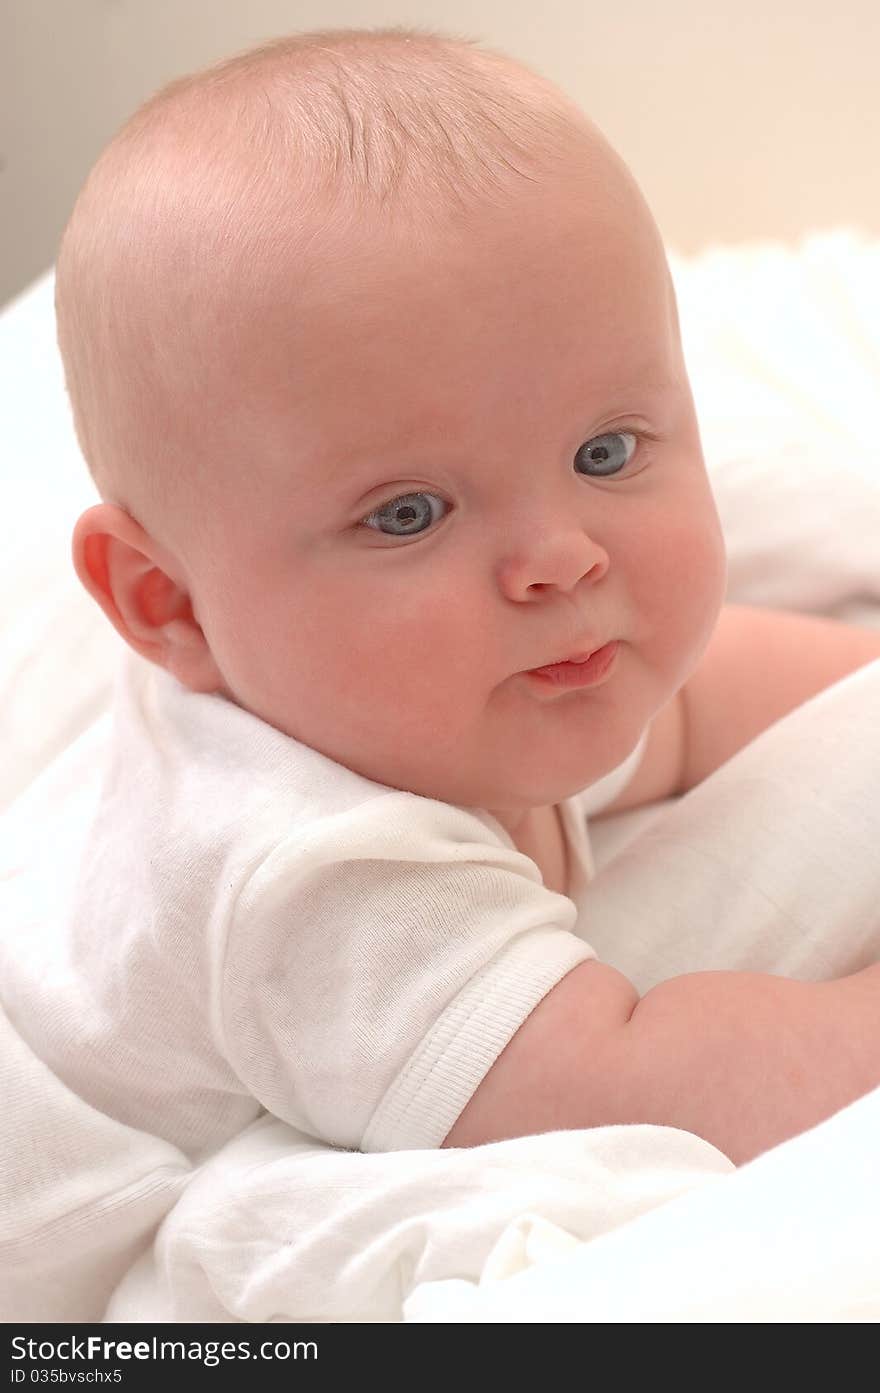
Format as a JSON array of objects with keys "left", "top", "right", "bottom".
[{"left": 361, "top": 491, "right": 449, "bottom": 538}]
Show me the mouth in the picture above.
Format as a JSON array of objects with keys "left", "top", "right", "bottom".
[{"left": 524, "top": 640, "right": 619, "bottom": 690}]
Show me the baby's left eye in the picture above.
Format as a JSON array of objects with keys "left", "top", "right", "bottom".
[{"left": 573, "top": 431, "right": 638, "bottom": 477}]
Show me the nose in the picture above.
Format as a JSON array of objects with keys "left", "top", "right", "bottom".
[{"left": 496, "top": 514, "right": 610, "bottom": 602}]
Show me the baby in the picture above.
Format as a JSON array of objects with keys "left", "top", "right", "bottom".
[{"left": 9, "top": 28, "right": 880, "bottom": 1169}]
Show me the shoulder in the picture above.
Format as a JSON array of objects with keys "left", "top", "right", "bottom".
[{"left": 221, "top": 783, "right": 590, "bottom": 1152}]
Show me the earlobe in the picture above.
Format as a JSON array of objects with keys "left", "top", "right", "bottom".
[{"left": 71, "top": 503, "right": 225, "bottom": 693}]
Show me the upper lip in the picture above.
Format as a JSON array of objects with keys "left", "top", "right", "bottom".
[{"left": 528, "top": 640, "right": 607, "bottom": 670}]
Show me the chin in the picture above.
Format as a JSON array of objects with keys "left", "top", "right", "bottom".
[{"left": 498, "top": 766, "right": 607, "bottom": 810}]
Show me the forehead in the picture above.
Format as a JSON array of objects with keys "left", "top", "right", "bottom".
[
  {"left": 273, "top": 178, "right": 671, "bottom": 416},
  {"left": 194, "top": 154, "right": 680, "bottom": 515}
]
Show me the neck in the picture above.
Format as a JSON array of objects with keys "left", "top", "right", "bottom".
[{"left": 488, "top": 803, "right": 542, "bottom": 842}]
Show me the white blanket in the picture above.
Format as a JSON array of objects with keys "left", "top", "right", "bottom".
[
  {"left": 108, "top": 1087, "right": 880, "bottom": 1324},
  {"left": 3, "top": 231, "right": 880, "bottom": 1323}
]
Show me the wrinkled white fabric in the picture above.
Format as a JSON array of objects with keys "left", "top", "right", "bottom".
[
  {"left": 0, "top": 650, "right": 646, "bottom": 1163},
  {"left": 405, "top": 1086, "right": 880, "bottom": 1323},
  {"left": 106, "top": 1120, "right": 732, "bottom": 1323}
]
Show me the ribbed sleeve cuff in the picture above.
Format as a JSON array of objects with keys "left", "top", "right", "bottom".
[{"left": 360, "top": 929, "right": 595, "bottom": 1152}]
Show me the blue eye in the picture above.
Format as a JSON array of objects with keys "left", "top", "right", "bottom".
[
  {"left": 573, "top": 431, "right": 637, "bottom": 477},
  {"left": 362, "top": 491, "right": 448, "bottom": 537}
]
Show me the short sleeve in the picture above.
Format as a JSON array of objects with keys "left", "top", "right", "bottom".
[{"left": 218, "top": 791, "right": 594, "bottom": 1153}]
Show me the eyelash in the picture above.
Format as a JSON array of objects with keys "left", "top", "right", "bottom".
[{"left": 358, "top": 427, "right": 658, "bottom": 541}]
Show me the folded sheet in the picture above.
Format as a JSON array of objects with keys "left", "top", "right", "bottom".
[
  {"left": 406, "top": 1085, "right": 880, "bottom": 1323},
  {"left": 107, "top": 1121, "right": 731, "bottom": 1323}
]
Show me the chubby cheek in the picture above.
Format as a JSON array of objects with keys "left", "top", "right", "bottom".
[
  {"left": 264, "top": 569, "right": 491, "bottom": 751},
  {"left": 632, "top": 501, "right": 727, "bottom": 687}
]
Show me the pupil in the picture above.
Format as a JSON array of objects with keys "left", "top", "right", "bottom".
[
  {"left": 591, "top": 446, "right": 609, "bottom": 461},
  {"left": 398, "top": 506, "right": 416, "bottom": 522}
]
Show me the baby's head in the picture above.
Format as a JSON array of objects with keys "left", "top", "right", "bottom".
[{"left": 58, "top": 28, "right": 726, "bottom": 820}]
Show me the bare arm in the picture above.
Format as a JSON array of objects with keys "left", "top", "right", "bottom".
[
  {"left": 442, "top": 960, "right": 880, "bottom": 1164},
  {"left": 599, "top": 606, "right": 880, "bottom": 817},
  {"left": 446, "top": 609, "right": 880, "bottom": 1158},
  {"left": 679, "top": 605, "right": 880, "bottom": 792}
]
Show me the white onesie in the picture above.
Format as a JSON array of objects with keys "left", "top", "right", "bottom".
[{"left": 0, "top": 652, "right": 645, "bottom": 1158}]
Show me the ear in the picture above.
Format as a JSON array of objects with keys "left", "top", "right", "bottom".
[{"left": 71, "top": 503, "right": 225, "bottom": 694}]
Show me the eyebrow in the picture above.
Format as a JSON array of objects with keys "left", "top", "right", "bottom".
[{"left": 303, "top": 377, "right": 681, "bottom": 495}]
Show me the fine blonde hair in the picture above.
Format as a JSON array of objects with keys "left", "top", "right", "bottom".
[{"left": 55, "top": 28, "right": 612, "bottom": 535}]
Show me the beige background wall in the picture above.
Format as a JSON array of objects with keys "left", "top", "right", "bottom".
[{"left": 2, "top": 0, "right": 879, "bottom": 306}]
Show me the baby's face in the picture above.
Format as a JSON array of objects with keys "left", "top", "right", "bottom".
[{"left": 185, "top": 159, "right": 726, "bottom": 818}]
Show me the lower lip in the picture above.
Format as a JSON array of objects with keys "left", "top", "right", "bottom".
[{"left": 525, "top": 641, "right": 619, "bottom": 689}]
